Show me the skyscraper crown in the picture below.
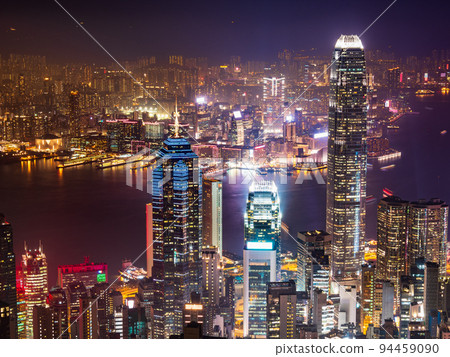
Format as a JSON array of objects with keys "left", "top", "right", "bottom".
[{"left": 335, "top": 35, "right": 363, "bottom": 49}]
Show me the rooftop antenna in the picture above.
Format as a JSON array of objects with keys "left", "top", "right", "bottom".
[{"left": 174, "top": 96, "right": 180, "bottom": 138}]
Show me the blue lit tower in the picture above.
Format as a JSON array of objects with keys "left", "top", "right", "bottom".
[
  {"left": 326, "top": 35, "right": 367, "bottom": 283},
  {"left": 151, "top": 109, "right": 202, "bottom": 338}
]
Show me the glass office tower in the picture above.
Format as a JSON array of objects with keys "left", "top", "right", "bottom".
[
  {"left": 151, "top": 120, "right": 202, "bottom": 338},
  {"left": 326, "top": 35, "right": 367, "bottom": 282}
]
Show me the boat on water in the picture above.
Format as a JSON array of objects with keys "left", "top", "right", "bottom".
[
  {"left": 380, "top": 164, "right": 395, "bottom": 171},
  {"left": 367, "top": 163, "right": 373, "bottom": 169},
  {"left": 425, "top": 106, "right": 434, "bottom": 110},
  {"left": 441, "top": 130, "right": 447, "bottom": 135},
  {"left": 416, "top": 89, "right": 435, "bottom": 96}
]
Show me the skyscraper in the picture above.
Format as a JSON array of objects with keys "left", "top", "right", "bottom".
[
  {"left": 202, "top": 178, "right": 223, "bottom": 255},
  {"left": 424, "top": 262, "right": 439, "bottom": 329},
  {"left": 408, "top": 199, "right": 448, "bottom": 276},
  {"left": 0, "top": 214, "right": 16, "bottom": 338},
  {"left": 266, "top": 280, "right": 297, "bottom": 339},
  {"left": 21, "top": 242, "right": 48, "bottom": 339},
  {"left": 243, "top": 241, "right": 276, "bottom": 338},
  {"left": 201, "top": 247, "right": 221, "bottom": 336},
  {"left": 376, "top": 196, "right": 409, "bottom": 312},
  {"left": 47, "top": 287, "right": 69, "bottom": 339},
  {"left": 244, "top": 180, "right": 281, "bottom": 277},
  {"left": 361, "top": 263, "right": 376, "bottom": 334},
  {"left": 296, "top": 230, "right": 331, "bottom": 293},
  {"left": 262, "top": 76, "right": 285, "bottom": 125},
  {"left": 151, "top": 112, "right": 202, "bottom": 338},
  {"left": 78, "top": 297, "right": 99, "bottom": 339},
  {"left": 326, "top": 35, "right": 367, "bottom": 282}
]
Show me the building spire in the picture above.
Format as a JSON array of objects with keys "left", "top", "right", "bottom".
[{"left": 174, "top": 96, "right": 180, "bottom": 138}]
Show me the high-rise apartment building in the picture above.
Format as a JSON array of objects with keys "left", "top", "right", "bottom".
[{"left": 326, "top": 35, "right": 367, "bottom": 282}]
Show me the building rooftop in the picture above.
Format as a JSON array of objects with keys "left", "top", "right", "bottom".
[{"left": 335, "top": 35, "right": 364, "bottom": 49}]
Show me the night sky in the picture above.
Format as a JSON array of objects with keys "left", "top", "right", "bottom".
[{"left": 1, "top": 0, "right": 449, "bottom": 64}]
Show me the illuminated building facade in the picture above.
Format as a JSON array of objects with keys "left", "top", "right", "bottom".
[
  {"left": 263, "top": 76, "right": 285, "bottom": 125},
  {"left": 0, "top": 214, "right": 16, "bottom": 338},
  {"left": 266, "top": 280, "right": 297, "bottom": 339},
  {"left": 376, "top": 196, "right": 409, "bottom": 313},
  {"left": 68, "top": 90, "right": 80, "bottom": 137},
  {"left": 67, "top": 281, "right": 88, "bottom": 339},
  {"left": 47, "top": 287, "right": 69, "bottom": 339},
  {"left": 296, "top": 230, "right": 331, "bottom": 292},
  {"left": 21, "top": 242, "right": 48, "bottom": 339},
  {"left": 399, "top": 275, "right": 415, "bottom": 339},
  {"left": 201, "top": 247, "right": 221, "bottom": 336},
  {"left": 78, "top": 297, "right": 99, "bottom": 339},
  {"left": 202, "top": 178, "right": 223, "bottom": 255},
  {"left": 57, "top": 257, "right": 108, "bottom": 289},
  {"left": 408, "top": 199, "right": 448, "bottom": 276},
  {"left": 326, "top": 35, "right": 367, "bottom": 282},
  {"left": 151, "top": 116, "right": 202, "bottom": 338},
  {"left": 361, "top": 263, "right": 375, "bottom": 334},
  {"left": 105, "top": 117, "right": 141, "bottom": 153},
  {"left": 243, "top": 241, "right": 276, "bottom": 338},
  {"left": 244, "top": 180, "right": 281, "bottom": 278}
]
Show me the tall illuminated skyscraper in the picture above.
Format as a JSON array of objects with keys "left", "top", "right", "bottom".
[
  {"left": 408, "top": 199, "right": 448, "bottom": 276},
  {"left": 376, "top": 196, "right": 409, "bottom": 313},
  {"left": 202, "top": 178, "right": 223, "bottom": 255},
  {"left": 201, "top": 247, "right": 222, "bottom": 336},
  {"left": 0, "top": 214, "right": 16, "bottom": 338},
  {"left": 21, "top": 242, "right": 48, "bottom": 339},
  {"left": 263, "top": 76, "right": 285, "bottom": 125},
  {"left": 326, "top": 35, "right": 367, "bottom": 282},
  {"left": 244, "top": 180, "right": 281, "bottom": 277},
  {"left": 151, "top": 112, "right": 202, "bottom": 338}
]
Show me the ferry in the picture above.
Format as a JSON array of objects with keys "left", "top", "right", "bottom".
[
  {"left": 366, "top": 195, "right": 377, "bottom": 204},
  {"left": 416, "top": 89, "right": 435, "bottom": 96},
  {"left": 380, "top": 164, "right": 395, "bottom": 171},
  {"left": 441, "top": 130, "right": 447, "bottom": 135}
]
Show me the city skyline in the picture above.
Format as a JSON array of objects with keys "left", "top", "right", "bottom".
[{"left": 1, "top": 0, "right": 450, "bottom": 340}]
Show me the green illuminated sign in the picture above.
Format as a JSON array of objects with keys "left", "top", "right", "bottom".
[{"left": 97, "top": 273, "right": 106, "bottom": 282}]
